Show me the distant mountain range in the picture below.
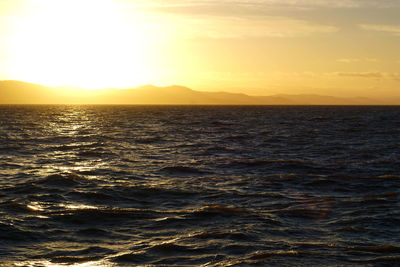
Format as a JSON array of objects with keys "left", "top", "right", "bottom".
[{"left": 0, "top": 80, "right": 397, "bottom": 105}]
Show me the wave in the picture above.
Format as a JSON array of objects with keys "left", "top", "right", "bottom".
[
  {"left": 351, "top": 245, "right": 400, "bottom": 253},
  {"left": 273, "top": 207, "right": 331, "bottom": 220},
  {"left": 308, "top": 116, "right": 329, "bottom": 121},
  {"left": 50, "top": 255, "right": 103, "bottom": 264},
  {"left": 76, "top": 228, "right": 110, "bottom": 237},
  {"left": 379, "top": 174, "right": 400, "bottom": 179},
  {"left": 148, "top": 242, "right": 193, "bottom": 253},
  {"left": 53, "top": 142, "right": 105, "bottom": 151},
  {"left": 160, "top": 166, "right": 206, "bottom": 175},
  {"left": 49, "top": 207, "right": 160, "bottom": 223},
  {"left": 0, "top": 222, "right": 44, "bottom": 242},
  {"left": 135, "top": 136, "right": 165, "bottom": 144},
  {"left": 111, "top": 252, "right": 151, "bottom": 264},
  {"left": 222, "top": 158, "right": 316, "bottom": 170},
  {"left": 196, "top": 205, "right": 251, "bottom": 214},
  {"left": 45, "top": 246, "right": 114, "bottom": 264},
  {"left": 249, "top": 250, "right": 300, "bottom": 260},
  {"left": 329, "top": 244, "right": 400, "bottom": 253},
  {"left": 77, "top": 150, "right": 116, "bottom": 158},
  {"left": 39, "top": 173, "right": 87, "bottom": 187},
  {"left": 359, "top": 256, "right": 400, "bottom": 264}
]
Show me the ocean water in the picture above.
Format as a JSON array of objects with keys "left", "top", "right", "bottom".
[{"left": 0, "top": 105, "right": 399, "bottom": 266}]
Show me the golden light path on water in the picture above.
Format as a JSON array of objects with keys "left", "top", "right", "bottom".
[
  {"left": 35, "top": 107, "right": 107, "bottom": 177},
  {"left": 18, "top": 107, "right": 117, "bottom": 267},
  {"left": 13, "top": 260, "right": 115, "bottom": 266}
]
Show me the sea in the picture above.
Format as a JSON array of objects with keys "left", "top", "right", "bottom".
[{"left": 0, "top": 105, "right": 399, "bottom": 266}]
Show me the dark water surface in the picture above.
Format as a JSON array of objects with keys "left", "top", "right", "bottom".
[{"left": 1, "top": 105, "right": 399, "bottom": 266}]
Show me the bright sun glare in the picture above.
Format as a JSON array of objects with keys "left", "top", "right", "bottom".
[{"left": 9, "top": 0, "right": 156, "bottom": 89}]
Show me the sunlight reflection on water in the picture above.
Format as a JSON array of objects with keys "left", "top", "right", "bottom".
[{"left": 13, "top": 259, "right": 116, "bottom": 267}]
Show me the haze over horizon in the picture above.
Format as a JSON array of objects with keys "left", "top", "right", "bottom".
[
  {"left": 0, "top": 0, "right": 399, "bottom": 101},
  {"left": 1, "top": 80, "right": 398, "bottom": 105}
]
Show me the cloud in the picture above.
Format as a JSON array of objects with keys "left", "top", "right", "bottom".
[
  {"left": 116, "top": 0, "right": 344, "bottom": 40},
  {"left": 272, "top": 71, "right": 400, "bottom": 83},
  {"left": 267, "top": 71, "right": 400, "bottom": 82},
  {"left": 334, "top": 72, "right": 400, "bottom": 81},
  {"left": 360, "top": 24, "right": 400, "bottom": 36},
  {"left": 145, "top": 14, "right": 338, "bottom": 39},
  {"left": 390, "top": 73, "right": 400, "bottom": 81},
  {"left": 224, "top": 0, "right": 398, "bottom": 8},
  {"left": 122, "top": 0, "right": 400, "bottom": 9},
  {"left": 336, "top": 72, "right": 384, "bottom": 78},
  {"left": 337, "top": 58, "right": 378, "bottom": 63}
]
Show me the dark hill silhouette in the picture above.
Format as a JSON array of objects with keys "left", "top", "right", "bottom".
[
  {"left": 0, "top": 80, "right": 57, "bottom": 104},
  {"left": 0, "top": 80, "right": 393, "bottom": 105}
]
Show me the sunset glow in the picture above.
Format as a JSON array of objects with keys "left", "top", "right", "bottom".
[
  {"left": 0, "top": 0, "right": 399, "bottom": 97},
  {"left": 6, "top": 0, "right": 158, "bottom": 88}
]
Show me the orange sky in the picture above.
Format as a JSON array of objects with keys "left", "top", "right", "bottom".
[{"left": 0, "top": 0, "right": 399, "bottom": 98}]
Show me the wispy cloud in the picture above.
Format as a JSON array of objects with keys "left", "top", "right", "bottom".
[
  {"left": 272, "top": 71, "right": 400, "bottom": 81},
  {"left": 227, "top": 0, "right": 400, "bottom": 8},
  {"left": 334, "top": 72, "right": 400, "bottom": 81},
  {"left": 145, "top": 15, "right": 338, "bottom": 39},
  {"left": 336, "top": 72, "right": 384, "bottom": 78},
  {"left": 390, "top": 73, "right": 400, "bottom": 81},
  {"left": 337, "top": 58, "right": 378, "bottom": 63},
  {"left": 360, "top": 24, "right": 400, "bottom": 36},
  {"left": 124, "top": 0, "right": 400, "bottom": 9}
]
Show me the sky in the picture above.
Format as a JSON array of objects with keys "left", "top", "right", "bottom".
[{"left": 0, "top": 0, "right": 399, "bottom": 98}]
